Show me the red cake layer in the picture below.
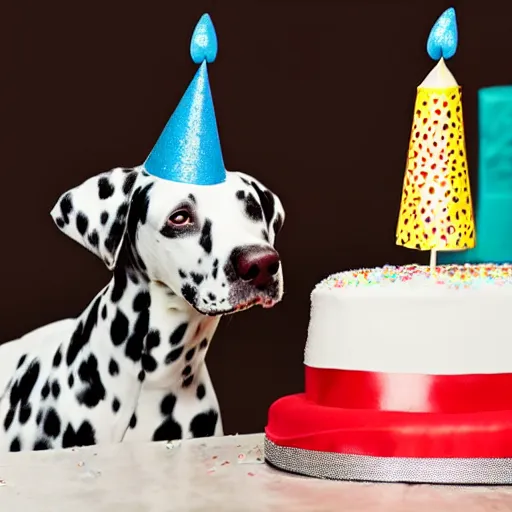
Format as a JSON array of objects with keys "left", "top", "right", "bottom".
[
  {"left": 265, "top": 394, "right": 512, "bottom": 458},
  {"left": 305, "top": 366, "right": 512, "bottom": 413}
]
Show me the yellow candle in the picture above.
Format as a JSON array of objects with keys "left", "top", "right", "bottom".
[{"left": 396, "top": 57, "right": 475, "bottom": 252}]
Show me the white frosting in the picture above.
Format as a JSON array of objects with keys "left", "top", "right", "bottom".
[
  {"left": 419, "top": 58, "right": 458, "bottom": 88},
  {"left": 304, "top": 265, "right": 512, "bottom": 375}
]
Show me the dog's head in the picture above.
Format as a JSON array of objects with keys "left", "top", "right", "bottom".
[{"left": 51, "top": 167, "right": 285, "bottom": 315}]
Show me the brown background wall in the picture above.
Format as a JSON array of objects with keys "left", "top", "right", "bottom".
[{"left": 1, "top": 0, "right": 511, "bottom": 435}]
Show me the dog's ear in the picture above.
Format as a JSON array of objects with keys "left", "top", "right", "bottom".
[
  {"left": 236, "top": 172, "right": 285, "bottom": 244},
  {"left": 50, "top": 167, "right": 142, "bottom": 270}
]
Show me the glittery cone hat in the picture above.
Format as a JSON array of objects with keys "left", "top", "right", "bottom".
[
  {"left": 396, "top": 8, "right": 475, "bottom": 251},
  {"left": 144, "top": 14, "right": 226, "bottom": 185}
]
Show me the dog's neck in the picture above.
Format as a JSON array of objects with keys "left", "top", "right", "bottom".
[{"left": 84, "top": 266, "right": 220, "bottom": 391}]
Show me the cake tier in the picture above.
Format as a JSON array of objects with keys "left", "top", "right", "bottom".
[
  {"left": 265, "top": 394, "right": 512, "bottom": 484},
  {"left": 306, "top": 264, "right": 512, "bottom": 374}
]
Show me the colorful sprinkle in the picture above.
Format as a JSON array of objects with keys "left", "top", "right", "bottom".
[{"left": 317, "top": 264, "right": 512, "bottom": 291}]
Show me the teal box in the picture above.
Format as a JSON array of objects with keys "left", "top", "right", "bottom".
[{"left": 439, "top": 86, "right": 512, "bottom": 264}]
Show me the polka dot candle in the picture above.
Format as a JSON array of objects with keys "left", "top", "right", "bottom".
[
  {"left": 317, "top": 264, "right": 512, "bottom": 291},
  {"left": 396, "top": 86, "right": 475, "bottom": 251}
]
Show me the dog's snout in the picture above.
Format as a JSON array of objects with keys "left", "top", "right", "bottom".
[{"left": 232, "top": 246, "right": 280, "bottom": 287}]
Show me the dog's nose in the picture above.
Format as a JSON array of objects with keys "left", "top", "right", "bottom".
[{"left": 232, "top": 246, "right": 281, "bottom": 287}]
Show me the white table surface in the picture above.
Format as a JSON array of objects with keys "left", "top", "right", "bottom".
[{"left": 1, "top": 433, "right": 512, "bottom": 511}]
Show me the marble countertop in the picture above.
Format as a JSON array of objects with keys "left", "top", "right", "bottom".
[{"left": 1, "top": 433, "right": 512, "bottom": 511}]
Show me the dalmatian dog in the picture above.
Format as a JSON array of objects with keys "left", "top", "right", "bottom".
[{"left": 0, "top": 166, "right": 284, "bottom": 452}]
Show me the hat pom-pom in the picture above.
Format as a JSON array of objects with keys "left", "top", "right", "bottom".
[{"left": 190, "top": 13, "right": 218, "bottom": 64}]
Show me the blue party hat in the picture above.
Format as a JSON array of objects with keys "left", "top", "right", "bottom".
[{"left": 145, "top": 14, "right": 226, "bottom": 185}]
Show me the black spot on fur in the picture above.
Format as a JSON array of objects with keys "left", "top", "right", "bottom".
[
  {"left": 41, "top": 382, "right": 50, "bottom": 399},
  {"left": 88, "top": 230, "right": 99, "bottom": 248},
  {"left": 199, "top": 338, "right": 208, "bottom": 350},
  {"left": 111, "top": 268, "right": 127, "bottom": 303},
  {"left": 182, "top": 365, "right": 192, "bottom": 377},
  {"left": 16, "top": 354, "right": 27, "bottom": 369},
  {"left": 18, "top": 403, "right": 31, "bottom": 424},
  {"left": 190, "top": 409, "right": 218, "bottom": 438},
  {"left": 212, "top": 266, "right": 218, "bottom": 279},
  {"left": 188, "top": 193, "right": 196, "bottom": 204},
  {"left": 183, "top": 375, "right": 194, "bottom": 388},
  {"left": 34, "top": 438, "right": 51, "bottom": 451},
  {"left": 104, "top": 202, "right": 130, "bottom": 256},
  {"left": 4, "top": 409, "right": 14, "bottom": 431},
  {"left": 251, "top": 181, "right": 275, "bottom": 227},
  {"left": 138, "top": 370, "right": 145, "bottom": 382},
  {"left": 10, "top": 438, "right": 21, "bottom": 452},
  {"left": 51, "top": 381, "right": 61, "bottom": 399},
  {"left": 161, "top": 394, "right": 177, "bottom": 415},
  {"left": 100, "top": 211, "right": 109, "bottom": 225},
  {"left": 66, "top": 296, "right": 101, "bottom": 365},
  {"left": 181, "top": 284, "right": 197, "bottom": 305},
  {"left": 170, "top": 323, "right": 188, "bottom": 346},
  {"left": 199, "top": 219, "right": 212, "bottom": 254},
  {"left": 133, "top": 291, "right": 150, "bottom": 312},
  {"left": 60, "top": 193, "right": 73, "bottom": 224},
  {"left": 56, "top": 217, "right": 65, "bottom": 228},
  {"left": 109, "top": 358, "right": 119, "bottom": 376},
  {"left": 129, "top": 413, "right": 137, "bottom": 429},
  {"left": 128, "top": 271, "right": 139, "bottom": 285},
  {"left": 101, "top": 304, "right": 107, "bottom": 320},
  {"left": 43, "top": 408, "right": 61, "bottom": 438},
  {"left": 141, "top": 354, "right": 157, "bottom": 372},
  {"left": 77, "top": 355, "right": 106, "bottom": 408},
  {"left": 125, "top": 309, "right": 149, "bottom": 362},
  {"left": 146, "top": 330, "right": 160, "bottom": 350},
  {"left": 185, "top": 348, "right": 196, "bottom": 361},
  {"left": 76, "top": 421, "right": 96, "bottom": 446},
  {"left": 52, "top": 347, "right": 62, "bottom": 368},
  {"left": 12, "top": 360, "right": 40, "bottom": 408},
  {"left": 244, "top": 193, "right": 263, "bottom": 222},
  {"left": 112, "top": 398, "right": 120, "bottom": 413},
  {"left": 165, "top": 346, "right": 184, "bottom": 364},
  {"left": 190, "top": 273, "right": 204, "bottom": 285},
  {"left": 273, "top": 213, "right": 283, "bottom": 235},
  {"left": 36, "top": 410, "right": 42, "bottom": 425},
  {"left": 236, "top": 190, "right": 245, "bottom": 200},
  {"left": 68, "top": 374, "right": 74, "bottom": 388},
  {"left": 7, "top": 388, "right": 18, "bottom": 411},
  {"left": 110, "top": 309, "right": 129, "bottom": 346},
  {"left": 76, "top": 212, "right": 89, "bottom": 236},
  {"left": 153, "top": 394, "right": 182, "bottom": 441},
  {"left": 123, "top": 172, "right": 137, "bottom": 195},
  {"left": 196, "top": 384, "right": 206, "bottom": 400},
  {"left": 125, "top": 183, "right": 154, "bottom": 259},
  {"left": 179, "top": 269, "right": 187, "bottom": 279},
  {"left": 129, "top": 184, "right": 153, "bottom": 226},
  {"left": 62, "top": 421, "right": 96, "bottom": 448},
  {"left": 98, "top": 177, "right": 115, "bottom": 199},
  {"left": 62, "top": 424, "right": 74, "bottom": 447}
]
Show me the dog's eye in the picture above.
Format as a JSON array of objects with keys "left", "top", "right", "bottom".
[{"left": 168, "top": 210, "right": 191, "bottom": 226}]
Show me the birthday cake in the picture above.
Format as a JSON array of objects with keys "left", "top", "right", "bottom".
[
  {"left": 265, "top": 264, "right": 512, "bottom": 484},
  {"left": 265, "top": 9, "right": 512, "bottom": 484}
]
